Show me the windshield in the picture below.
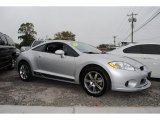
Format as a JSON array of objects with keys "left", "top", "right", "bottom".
[
  {"left": 31, "top": 41, "right": 44, "bottom": 47},
  {"left": 70, "top": 42, "right": 102, "bottom": 54}
]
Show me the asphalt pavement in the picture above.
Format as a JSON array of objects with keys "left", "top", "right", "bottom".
[{"left": 0, "top": 69, "right": 160, "bottom": 107}]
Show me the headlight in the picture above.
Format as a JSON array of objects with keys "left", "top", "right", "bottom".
[{"left": 108, "top": 61, "right": 135, "bottom": 71}]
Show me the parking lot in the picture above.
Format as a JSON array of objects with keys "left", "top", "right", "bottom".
[{"left": 0, "top": 69, "right": 160, "bottom": 107}]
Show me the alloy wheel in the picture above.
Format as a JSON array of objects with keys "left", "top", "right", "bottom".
[
  {"left": 19, "top": 64, "right": 29, "bottom": 80},
  {"left": 84, "top": 71, "right": 105, "bottom": 94}
]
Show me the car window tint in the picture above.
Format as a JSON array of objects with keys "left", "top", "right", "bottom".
[
  {"left": 63, "top": 44, "right": 79, "bottom": 57},
  {"left": 0, "top": 33, "right": 8, "bottom": 45},
  {"left": 5, "top": 35, "right": 15, "bottom": 46},
  {"left": 123, "top": 45, "right": 142, "bottom": 54},
  {"left": 141, "top": 44, "right": 160, "bottom": 55},
  {"left": 32, "top": 41, "right": 43, "bottom": 47},
  {"left": 45, "top": 43, "right": 63, "bottom": 54},
  {"left": 33, "top": 44, "right": 45, "bottom": 52}
]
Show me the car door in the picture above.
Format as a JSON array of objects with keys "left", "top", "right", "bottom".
[
  {"left": 140, "top": 44, "right": 160, "bottom": 78},
  {"left": 0, "top": 46, "right": 10, "bottom": 69},
  {"left": 0, "top": 34, "right": 11, "bottom": 69},
  {"left": 38, "top": 42, "right": 77, "bottom": 81}
]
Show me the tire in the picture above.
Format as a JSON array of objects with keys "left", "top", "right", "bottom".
[
  {"left": 81, "top": 66, "right": 111, "bottom": 97},
  {"left": 8, "top": 57, "right": 15, "bottom": 70},
  {"left": 18, "top": 61, "right": 32, "bottom": 81}
]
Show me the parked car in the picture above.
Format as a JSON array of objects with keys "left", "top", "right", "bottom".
[
  {"left": 0, "top": 32, "right": 16, "bottom": 70},
  {"left": 16, "top": 40, "right": 151, "bottom": 97},
  {"left": 109, "top": 43, "right": 160, "bottom": 78}
]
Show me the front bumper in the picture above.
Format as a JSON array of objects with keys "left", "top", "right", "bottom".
[
  {"left": 113, "top": 79, "right": 151, "bottom": 92},
  {"left": 107, "top": 67, "right": 151, "bottom": 92}
]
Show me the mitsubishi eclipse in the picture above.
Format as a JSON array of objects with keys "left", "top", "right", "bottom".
[{"left": 16, "top": 40, "right": 151, "bottom": 97}]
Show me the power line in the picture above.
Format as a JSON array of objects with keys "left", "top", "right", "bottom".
[
  {"left": 122, "top": 8, "right": 157, "bottom": 41},
  {"left": 127, "top": 12, "right": 138, "bottom": 43},
  {"left": 122, "top": 8, "right": 160, "bottom": 42},
  {"left": 122, "top": 8, "right": 147, "bottom": 41},
  {"left": 137, "top": 35, "right": 160, "bottom": 41},
  {"left": 134, "top": 8, "right": 160, "bottom": 33},
  {"left": 117, "top": 7, "right": 137, "bottom": 41},
  {"left": 115, "top": 7, "right": 132, "bottom": 34},
  {"left": 122, "top": 12, "right": 138, "bottom": 42},
  {"left": 137, "top": 7, "right": 143, "bottom": 14}
]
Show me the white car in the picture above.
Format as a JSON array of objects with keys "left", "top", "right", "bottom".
[{"left": 109, "top": 43, "right": 160, "bottom": 78}]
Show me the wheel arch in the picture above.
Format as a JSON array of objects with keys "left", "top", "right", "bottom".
[
  {"left": 18, "top": 59, "right": 32, "bottom": 72},
  {"left": 79, "top": 64, "right": 111, "bottom": 87}
]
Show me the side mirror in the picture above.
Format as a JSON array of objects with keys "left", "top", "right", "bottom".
[
  {"left": 55, "top": 50, "right": 65, "bottom": 58},
  {"left": 0, "top": 40, "right": 5, "bottom": 45}
]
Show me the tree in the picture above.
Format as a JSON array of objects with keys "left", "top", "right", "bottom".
[
  {"left": 98, "top": 44, "right": 107, "bottom": 48},
  {"left": 15, "top": 43, "right": 20, "bottom": 49},
  {"left": 54, "top": 31, "right": 75, "bottom": 41},
  {"left": 18, "top": 22, "right": 37, "bottom": 47},
  {"left": 98, "top": 44, "right": 115, "bottom": 48}
]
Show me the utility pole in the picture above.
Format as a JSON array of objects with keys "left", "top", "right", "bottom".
[
  {"left": 113, "top": 36, "right": 117, "bottom": 47},
  {"left": 127, "top": 12, "right": 137, "bottom": 43}
]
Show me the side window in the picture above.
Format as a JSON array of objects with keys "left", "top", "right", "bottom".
[
  {"left": 123, "top": 45, "right": 142, "bottom": 54},
  {"left": 141, "top": 44, "right": 160, "bottom": 55},
  {"left": 31, "top": 41, "right": 43, "bottom": 47},
  {"left": 0, "top": 34, "right": 8, "bottom": 45},
  {"left": 32, "top": 44, "right": 45, "bottom": 52},
  {"left": 5, "top": 35, "right": 15, "bottom": 46},
  {"left": 45, "top": 43, "right": 63, "bottom": 54},
  {"left": 63, "top": 44, "right": 79, "bottom": 57}
]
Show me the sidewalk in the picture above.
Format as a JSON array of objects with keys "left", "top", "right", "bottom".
[{"left": 0, "top": 105, "right": 160, "bottom": 113}]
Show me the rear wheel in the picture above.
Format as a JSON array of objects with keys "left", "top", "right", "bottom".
[
  {"left": 81, "top": 67, "right": 111, "bottom": 97},
  {"left": 19, "top": 62, "right": 32, "bottom": 81}
]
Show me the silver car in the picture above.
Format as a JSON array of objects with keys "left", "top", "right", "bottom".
[{"left": 16, "top": 40, "right": 151, "bottom": 97}]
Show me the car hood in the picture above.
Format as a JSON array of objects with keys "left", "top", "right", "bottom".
[{"left": 84, "top": 53, "right": 143, "bottom": 68}]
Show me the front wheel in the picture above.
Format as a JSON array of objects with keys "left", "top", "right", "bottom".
[
  {"left": 81, "top": 67, "right": 111, "bottom": 97},
  {"left": 18, "top": 62, "right": 32, "bottom": 81}
]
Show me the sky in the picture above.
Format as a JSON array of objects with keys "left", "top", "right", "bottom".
[{"left": 0, "top": 7, "right": 160, "bottom": 46}]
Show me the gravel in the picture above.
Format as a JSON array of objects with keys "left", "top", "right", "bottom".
[{"left": 0, "top": 69, "right": 160, "bottom": 106}]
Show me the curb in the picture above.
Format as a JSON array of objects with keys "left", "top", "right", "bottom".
[{"left": 0, "top": 105, "right": 160, "bottom": 113}]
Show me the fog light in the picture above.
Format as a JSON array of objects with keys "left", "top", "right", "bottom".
[
  {"left": 140, "top": 79, "right": 146, "bottom": 84},
  {"left": 125, "top": 80, "right": 137, "bottom": 88}
]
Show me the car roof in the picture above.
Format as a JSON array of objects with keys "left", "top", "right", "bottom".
[
  {"left": 110, "top": 42, "right": 160, "bottom": 53},
  {"left": 43, "top": 40, "right": 77, "bottom": 44},
  {"left": 131, "top": 42, "right": 160, "bottom": 45},
  {"left": 120, "top": 42, "right": 160, "bottom": 48}
]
